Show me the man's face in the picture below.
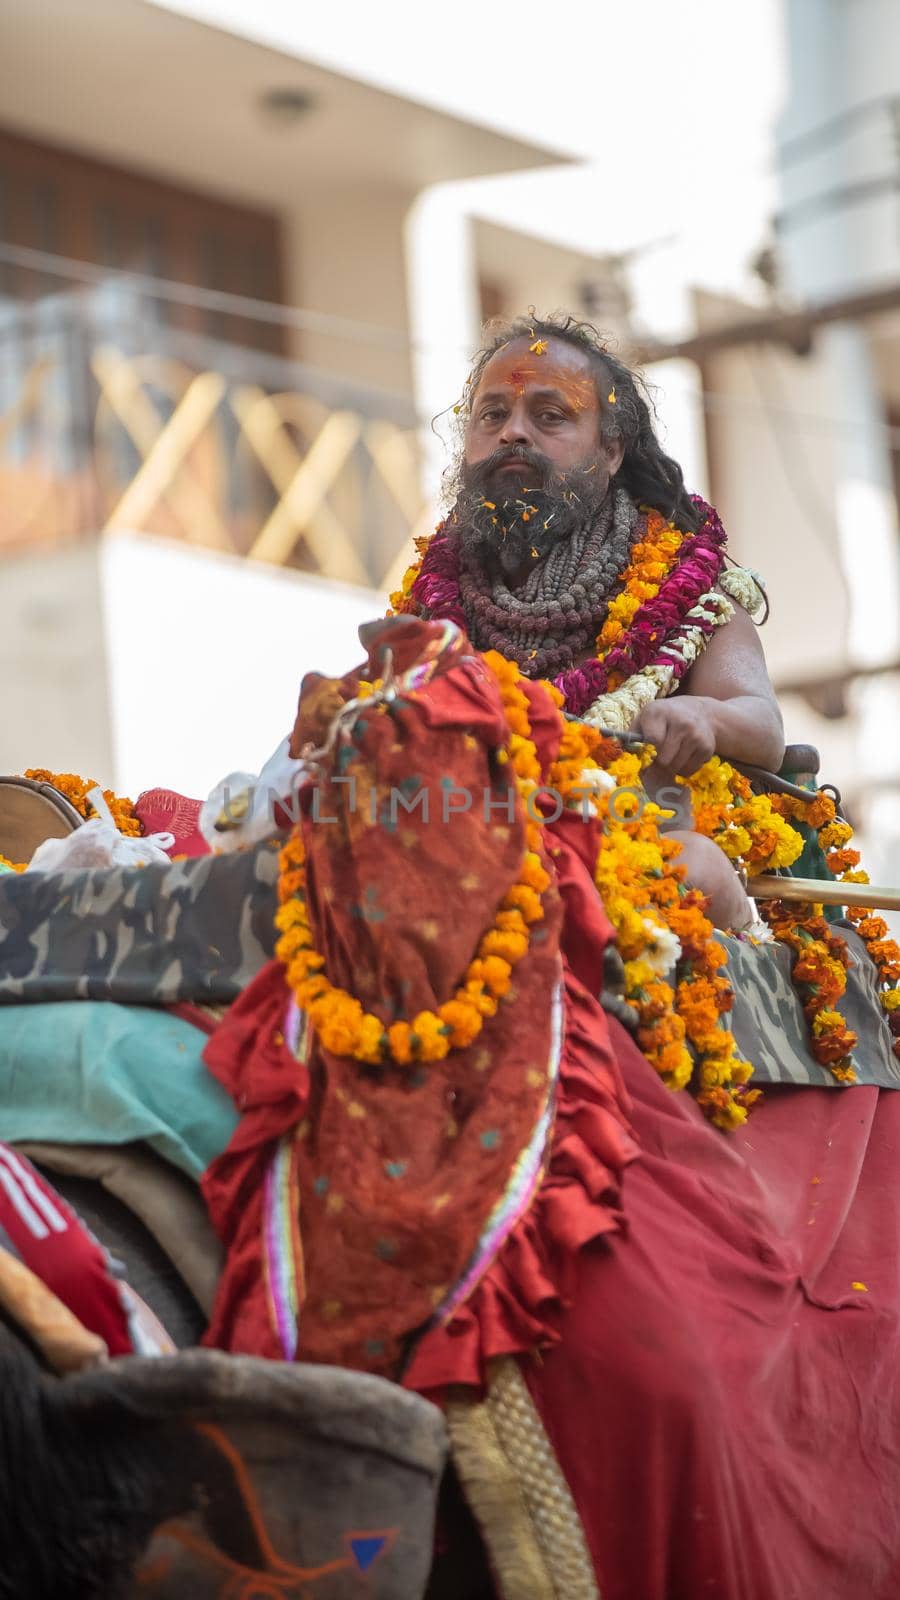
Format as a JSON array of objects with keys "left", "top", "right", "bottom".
[
  {"left": 463, "top": 336, "right": 623, "bottom": 495},
  {"left": 456, "top": 336, "right": 625, "bottom": 578}
]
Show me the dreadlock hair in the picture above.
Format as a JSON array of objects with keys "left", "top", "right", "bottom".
[{"left": 459, "top": 311, "right": 701, "bottom": 534}]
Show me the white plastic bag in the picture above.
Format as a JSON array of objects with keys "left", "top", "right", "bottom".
[
  {"left": 198, "top": 737, "right": 307, "bottom": 853},
  {"left": 27, "top": 789, "right": 174, "bottom": 873}
]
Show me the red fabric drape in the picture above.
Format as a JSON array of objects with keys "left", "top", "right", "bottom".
[{"left": 437, "top": 1018, "right": 900, "bottom": 1600}]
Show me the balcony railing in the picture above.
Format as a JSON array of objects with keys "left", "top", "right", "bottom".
[{"left": 0, "top": 280, "right": 431, "bottom": 592}]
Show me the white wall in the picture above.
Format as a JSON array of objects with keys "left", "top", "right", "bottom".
[
  {"left": 100, "top": 534, "right": 383, "bottom": 800},
  {"left": 1, "top": 533, "right": 389, "bottom": 803},
  {"left": 0, "top": 542, "right": 115, "bottom": 782},
  {"left": 702, "top": 334, "right": 849, "bottom": 685},
  {"left": 285, "top": 185, "right": 417, "bottom": 397}
]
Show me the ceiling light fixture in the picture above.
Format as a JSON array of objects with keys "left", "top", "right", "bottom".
[{"left": 258, "top": 87, "right": 317, "bottom": 127}]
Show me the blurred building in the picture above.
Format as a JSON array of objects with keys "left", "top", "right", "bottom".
[
  {"left": 690, "top": 0, "right": 900, "bottom": 885},
  {"left": 0, "top": 0, "right": 576, "bottom": 792}
]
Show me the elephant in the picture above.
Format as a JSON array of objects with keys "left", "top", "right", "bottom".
[
  {"left": 0, "top": 778, "right": 478, "bottom": 1600},
  {"left": 0, "top": 1152, "right": 493, "bottom": 1600},
  {"left": 0, "top": 1156, "right": 453, "bottom": 1600},
  {"left": 3, "top": 692, "right": 893, "bottom": 1600}
]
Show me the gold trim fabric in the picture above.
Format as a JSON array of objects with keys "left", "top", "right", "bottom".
[{"left": 446, "top": 1356, "right": 599, "bottom": 1600}]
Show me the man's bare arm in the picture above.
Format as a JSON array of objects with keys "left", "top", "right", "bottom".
[{"left": 636, "top": 605, "right": 785, "bottom": 778}]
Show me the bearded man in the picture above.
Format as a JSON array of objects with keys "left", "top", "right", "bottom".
[
  {"left": 202, "top": 316, "right": 900, "bottom": 1600},
  {"left": 397, "top": 312, "right": 785, "bottom": 929}
]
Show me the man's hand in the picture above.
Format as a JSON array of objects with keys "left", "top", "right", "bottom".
[{"left": 635, "top": 697, "right": 718, "bottom": 779}]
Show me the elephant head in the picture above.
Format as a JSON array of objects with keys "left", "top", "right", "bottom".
[{"left": 0, "top": 1321, "right": 446, "bottom": 1600}]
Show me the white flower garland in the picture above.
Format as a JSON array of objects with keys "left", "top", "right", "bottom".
[
  {"left": 719, "top": 566, "right": 767, "bottom": 619},
  {"left": 582, "top": 590, "right": 735, "bottom": 732}
]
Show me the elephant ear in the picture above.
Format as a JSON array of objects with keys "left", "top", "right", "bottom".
[{"left": 60, "top": 1349, "right": 447, "bottom": 1600}]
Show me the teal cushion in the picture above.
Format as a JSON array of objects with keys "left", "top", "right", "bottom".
[{"left": 0, "top": 1002, "right": 237, "bottom": 1178}]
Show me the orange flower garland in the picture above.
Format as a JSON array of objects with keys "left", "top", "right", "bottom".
[
  {"left": 535, "top": 719, "right": 756, "bottom": 1126},
  {"left": 0, "top": 769, "right": 141, "bottom": 871},
  {"left": 24, "top": 769, "right": 141, "bottom": 837},
  {"left": 593, "top": 511, "right": 683, "bottom": 688},
  {"left": 681, "top": 757, "right": 804, "bottom": 876},
  {"left": 275, "top": 653, "right": 551, "bottom": 1067},
  {"left": 767, "top": 789, "right": 900, "bottom": 1067},
  {"left": 761, "top": 898, "right": 858, "bottom": 1083},
  {"left": 674, "top": 762, "right": 891, "bottom": 1085}
]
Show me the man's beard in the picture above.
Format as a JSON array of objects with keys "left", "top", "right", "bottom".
[{"left": 452, "top": 446, "right": 612, "bottom": 580}]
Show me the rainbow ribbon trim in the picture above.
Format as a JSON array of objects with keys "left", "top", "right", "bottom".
[
  {"left": 263, "top": 1133, "right": 305, "bottom": 1361},
  {"left": 430, "top": 973, "right": 564, "bottom": 1327}
]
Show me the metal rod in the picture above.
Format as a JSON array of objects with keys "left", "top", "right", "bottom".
[{"left": 748, "top": 874, "right": 900, "bottom": 912}]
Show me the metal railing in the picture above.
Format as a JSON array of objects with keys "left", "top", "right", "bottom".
[{"left": 0, "top": 280, "right": 432, "bottom": 591}]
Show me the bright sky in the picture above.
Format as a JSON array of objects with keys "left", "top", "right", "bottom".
[{"left": 150, "top": 0, "right": 788, "bottom": 299}]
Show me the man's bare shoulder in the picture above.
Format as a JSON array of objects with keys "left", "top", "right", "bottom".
[{"left": 685, "top": 596, "right": 777, "bottom": 706}]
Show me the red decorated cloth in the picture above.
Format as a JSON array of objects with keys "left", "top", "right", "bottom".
[{"left": 202, "top": 617, "right": 636, "bottom": 1375}]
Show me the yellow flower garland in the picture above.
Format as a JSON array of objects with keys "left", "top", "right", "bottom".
[
  {"left": 681, "top": 756, "right": 804, "bottom": 876},
  {"left": 275, "top": 652, "right": 551, "bottom": 1067},
  {"left": 496, "top": 687, "right": 755, "bottom": 1127},
  {"left": 587, "top": 746, "right": 756, "bottom": 1127}
]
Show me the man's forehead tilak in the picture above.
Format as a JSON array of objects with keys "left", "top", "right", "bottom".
[{"left": 471, "top": 343, "right": 599, "bottom": 412}]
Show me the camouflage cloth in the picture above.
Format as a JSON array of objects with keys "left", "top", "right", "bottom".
[
  {"left": 0, "top": 840, "right": 279, "bottom": 1005},
  {"left": 720, "top": 925, "right": 900, "bottom": 1089},
  {"left": 0, "top": 832, "right": 897, "bottom": 1091}
]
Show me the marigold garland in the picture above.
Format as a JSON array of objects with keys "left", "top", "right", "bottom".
[
  {"left": 592, "top": 512, "right": 684, "bottom": 669},
  {"left": 682, "top": 757, "right": 804, "bottom": 877},
  {"left": 0, "top": 769, "right": 142, "bottom": 871},
  {"left": 679, "top": 761, "right": 900, "bottom": 1082},
  {"left": 587, "top": 746, "right": 756, "bottom": 1128},
  {"left": 682, "top": 763, "right": 859, "bottom": 1082},
  {"left": 766, "top": 789, "right": 900, "bottom": 1069},
  {"left": 762, "top": 898, "right": 858, "bottom": 1082},
  {"left": 504, "top": 695, "right": 755, "bottom": 1127},
  {"left": 275, "top": 652, "right": 551, "bottom": 1068},
  {"left": 24, "top": 769, "right": 141, "bottom": 836}
]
